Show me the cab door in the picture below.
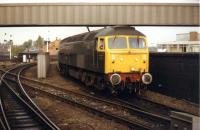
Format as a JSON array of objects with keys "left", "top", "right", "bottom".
[{"left": 93, "top": 38, "right": 105, "bottom": 73}]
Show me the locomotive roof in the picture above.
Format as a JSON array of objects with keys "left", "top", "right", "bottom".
[
  {"left": 61, "top": 26, "right": 145, "bottom": 45},
  {"left": 95, "top": 26, "right": 145, "bottom": 37}
]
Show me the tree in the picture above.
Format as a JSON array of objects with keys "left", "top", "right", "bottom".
[
  {"left": 23, "top": 39, "right": 32, "bottom": 51},
  {"left": 34, "top": 36, "right": 44, "bottom": 50},
  {"left": 11, "top": 45, "right": 25, "bottom": 57}
]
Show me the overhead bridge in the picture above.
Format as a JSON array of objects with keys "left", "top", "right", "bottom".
[{"left": 0, "top": 3, "right": 199, "bottom": 26}]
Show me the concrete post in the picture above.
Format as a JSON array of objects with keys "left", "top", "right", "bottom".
[
  {"left": 176, "top": 44, "right": 180, "bottom": 52},
  {"left": 37, "top": 52, "right": 50, "bottom": 78}
]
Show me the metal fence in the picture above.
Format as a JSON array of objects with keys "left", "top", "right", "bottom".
[{"left": 149, "top": 52, "right": 199, "bottom": 104}]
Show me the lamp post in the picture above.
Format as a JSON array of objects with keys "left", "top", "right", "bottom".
[
  {"left": 4, "top": 33, "right": 7, "bottom": 44},
  {"left": 9, "top": 34, "right": 12, "bottom": 60},
  {"left": 3, "top": 33, "right": 12, "bottom": 60},
  {"left": 46, "top": 30, "right": 50, "bottom": 52},
  {"left": 47, "top": 39, "right": 49, "bottom": 52}
]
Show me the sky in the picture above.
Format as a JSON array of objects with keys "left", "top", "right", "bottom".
[
  {"left": 0, "top": 27, "right": 199, "bottom": 46},
  {"left": 0, "top": 0, "right": 199, "bottom": 46}
]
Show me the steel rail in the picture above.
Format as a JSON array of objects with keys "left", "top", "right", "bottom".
[
  {"left": 5, "top": 74, "right": 169, "bottom": 130},
  {"left": 0, "top": 64, "right": 60, "bottom": 130},
  {"left": 26, "top": 84, "right": 156, "bottom": 130},
  {"left": 0, "top": 64, "right": 24, "bottom": 130},
  {"left": 17, "top": 65, "right": 60, "bottom": 130},
  {"left": 1, "top": 65, "right": 171, "bottom": 130},
  {"left": 3, "top": 68, "right": 171, "bottom": 129},
  {"left": 1, "top": 68, "right": 198, "bottom": 116},
  {"left": 1, "top": 80, "right": 54, "bottom": 129},
  {"left": 0, "top": 64, "right": 21, "bottom": 85},
  {"left": 23, "top": 80, "right": 171, "bottom": 130},
  {"left": 0, "top": 98, "right": 10, "bottom": 130},
  {"left": 21, "top": 76, "right": 171, "bottom": 122}
]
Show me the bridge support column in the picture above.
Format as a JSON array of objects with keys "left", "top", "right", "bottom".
[{"left": 37, "top": 52, "right": 50, "bottom": 78}]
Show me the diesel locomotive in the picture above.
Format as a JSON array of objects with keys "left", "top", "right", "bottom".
[{"left": 58, "top": 26, "right": 152, "bottom": 93}]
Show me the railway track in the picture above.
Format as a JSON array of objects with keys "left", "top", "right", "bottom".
[
  {"left": 24, "top": 84, "right": 170, "bottom": 130},
  {"left": 1, "top": 64, "right": 198, "bottom": 130},
  {"left": 81, "top": 88, "right": 173, "bottom": 117},
  {"left": 1, "top": 65, "right": 198, "bottom": 117},
  {"left": 114, "top": 97, "right": 170, "bottom": 116},
  {"left": 0, "top": 64, "right": 60, "bottom": 130},
  {"left": 1, "top": 68, "right": 171, "bottom": 130},
  {"left": 9, "top": 73, "right": 171, "bottom": 130},
  {"left": 23, "top": 76, "right": 172, "bottom": 118}
]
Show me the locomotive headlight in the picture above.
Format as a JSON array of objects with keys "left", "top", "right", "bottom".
[
  {"left": 110, "top": 73, "right": 121, "bottom": 85},
  {"left": 111, "top": 56, "right": 115, "bottom": 63},
  {"left": 143, "top": 56, "right": 146, "bottom": 63},
  {"left": 112, "top": 55, "right": 115, "bottom": 60},
  {"left": 131, "top": 67, "right": 135, "bottom": 71},
  {"left": 142, "top": 73, "right": 152, "bottom": 85}
]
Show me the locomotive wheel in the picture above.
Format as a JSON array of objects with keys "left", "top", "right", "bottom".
[
  {"left": 81, "top": 72, "right": 86, "bottom": 83},
  {"left": 64, "top": 66, "right": 69, "bottom": 77},
  {"left": 96, "top": 79, "right": 106, "bottom": 90},
  {"left": 124, "top": 84, "right": 133, "bottom": 96},
  {"left": 85, "top": 75, "right": 93, "bottom": 87},
  {"left": 135, "top": 83, "right": 141, "bottom": 95},
  {"left": 61, "top": 66, "right": 65, "bottom": 76}
]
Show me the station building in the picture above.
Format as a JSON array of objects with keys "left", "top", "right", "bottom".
[
  {"left": 0, "top": 44, "right": 10, "bottom": 60},
  {"left": 157, "top": 32, "right": 200, "bottom": 52},
  {"left": 0, "top": 44, "right": 9, "bottom": 55},
  {"left": 42, "top": 39, "right": 61, "bottom": 55}
]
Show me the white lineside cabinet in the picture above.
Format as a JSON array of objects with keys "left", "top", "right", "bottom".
[
  {"left": 23, "top": 55, "right": 27, "bottom": 63},
  {"left": 37, "top": 53, "right": 50, "bottom": 78}
]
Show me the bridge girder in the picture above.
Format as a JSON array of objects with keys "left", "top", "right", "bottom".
[{"left": 0, "top": 3, "right": 199, "bottom": 26}]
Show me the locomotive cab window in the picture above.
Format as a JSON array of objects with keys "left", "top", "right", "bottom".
[
  {"left": 129, "top": 37, "right": 146, "bottom": 49},
  {"left": 98, "top": 38, "right": 105, "bottom": 50},
  {"left": 108, "top": 37, "right": 127, "bottom": 49}
]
